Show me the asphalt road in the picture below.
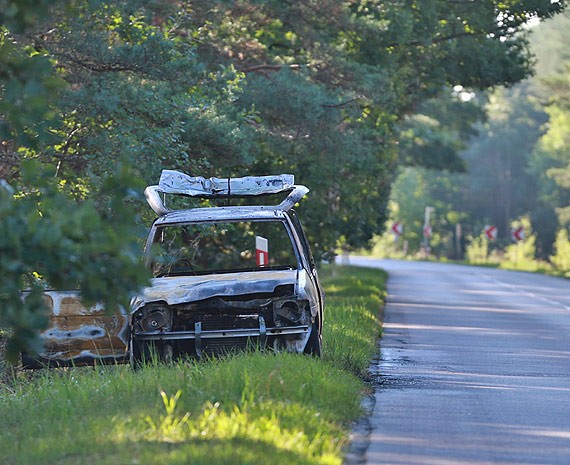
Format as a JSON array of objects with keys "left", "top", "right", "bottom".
[{"left": 350, "top": 257, "right": 570, "bottom": 465}]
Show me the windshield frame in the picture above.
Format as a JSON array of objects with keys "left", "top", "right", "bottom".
[{"left": 145, "top": 217, "right": 303, "bottom": 277}]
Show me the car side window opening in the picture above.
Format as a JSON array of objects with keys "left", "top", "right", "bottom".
[
  {"left": 288, "top": 210, "right": 316, "bottom": 270},
  {"left": 152, "top": 220, "right": 298, "bottom": 277}
]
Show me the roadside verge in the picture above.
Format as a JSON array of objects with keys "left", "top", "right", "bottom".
[{"left": 0, "top": 265, "right": 386, "bottom": 465}]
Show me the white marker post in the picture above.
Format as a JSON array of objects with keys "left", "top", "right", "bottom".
[
  {"left": 422, "top": 206, "right": 434, "bottom": 258},
  {"left": 256, "top": 236, "right": 269, "bottom": 267}
]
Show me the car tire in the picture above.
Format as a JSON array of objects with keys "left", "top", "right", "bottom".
[
  {"left": 129, "top": 336, "right": 144, "bottom": 368},
  {"left": 130, "top": 337, "right": 173, "bottom": 368},
  {"left": 304, "top": 323, "right": 322, "bottom": 357}
]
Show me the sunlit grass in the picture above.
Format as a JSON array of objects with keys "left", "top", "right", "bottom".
[
  {"left": 320, "top": 265, "right": 386, "bottom": 374},
  {"left": 0, "top": 265, "right": 386, "bottom": 465}
]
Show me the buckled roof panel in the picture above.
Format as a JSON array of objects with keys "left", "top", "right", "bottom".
[
  {"left": 159, "top": 170, "right": 295, "bottom": 196},
  {"left": 145, "top": 170, "right": 309, "bottom": 217}
]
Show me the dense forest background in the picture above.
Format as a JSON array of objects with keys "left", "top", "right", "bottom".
[
  {"left": 0, "top": 0, "right": 566, "bottom": 357},
  {"left": 378, "top": 11, "right": 570, "bottom": 264}
]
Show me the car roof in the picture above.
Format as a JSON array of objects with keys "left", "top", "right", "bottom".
[
  {"left": 145, "top": 170, "right": 309, "bottom": 217},
  {"left": 153, "top": 205, "right": 289, "bottom": 227}
]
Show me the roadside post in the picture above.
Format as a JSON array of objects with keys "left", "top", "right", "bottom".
[
  {"left": 391, "top": 221, "right": 403, "bottom": 242},
  {"left": 256, "top": 236, "right": 269, "bottom": 267},
  {"left": 422, "top": 206, "right": 434, "bottom": 258},
  {"left": 484, "top": 225, "right": 498, "bottom": 241},
  {"left": 455, "top": 223, "right": 462, "bottom": 259},
  {"left": 511, "top": 227, "right": 524, "bottom": 242},
  {"left": 511, "top": 227, "right": 525, "bottom": 264}
]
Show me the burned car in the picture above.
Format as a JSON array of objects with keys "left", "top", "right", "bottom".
[
  {"left": 23, "top": 171, "right": 323, "bottom": 367},
  {"left": 130, "top": 171, "right": 324, "bottom": 363}
]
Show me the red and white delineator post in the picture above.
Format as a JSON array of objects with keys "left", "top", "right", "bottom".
[
  {"left": 511, "top": 227, "right": 525, "bottom": 242},
  {"left": 391, "top": 221, "right": 403, "bottom": 242},
  {"left": 256, "top": 236, "right": 269, "bottom": 267},
  {"left": 484, "top": 225, "right": 498, "bottom": 240}
]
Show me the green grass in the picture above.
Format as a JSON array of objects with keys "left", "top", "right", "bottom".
[
  {"left": 320, "top": 265, "right": 386, "bottom": 374},
  {"left": 0, "top": 265, "right": 386, "bottom": 465}
]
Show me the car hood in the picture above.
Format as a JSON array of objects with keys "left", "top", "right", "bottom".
[{"left": 134, "top": 269, "right": 299, "bottom": 308}]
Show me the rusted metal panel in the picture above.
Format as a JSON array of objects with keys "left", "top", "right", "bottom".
[{"left": 34, "top": 291, "right": 128, "bottom": 365}]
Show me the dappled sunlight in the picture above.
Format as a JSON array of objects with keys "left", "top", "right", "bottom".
[
  {"left": 367, "top": 418, "right": 570, "bottom": 464},
  {"left": 387, "top": 293, "right": 540, "bottom": 308},
  {"left": 368, "top": 441, "right": 568, "bottom": 465},
  {"left": 429, "top": 378, "right": 570, "bottom": 393},
  {"left": 459, "top": 289, "right": 531, "bottom": 297},
  {"left": 383, "top": 322, "right": 528, "bottom": 337},
  {"left": 509, "top": 284, "right": 565, "bottom": 293},
  {"left": 0, "top": 265, "right": 387, "bottom": 465},
  {"left": 499, "top": 426, "right": 570, "bottom": 440},
  {"left": 508, "top": 348, "right": 570, "bottom": 359},
  {"left": 389, "top": 301, "right": 528, "bottom": 315},
  {"left": 372, "top": 260, "right": 570, "bottom": 464},
  {"left": 320, "top": 265, "right": 385, "bottom": 374},
  {"left": 366, "top": 454, "right": 459, "bottom": 465},
  {"left": 112, "top": 395, "right": 344, "bottom": 465}
]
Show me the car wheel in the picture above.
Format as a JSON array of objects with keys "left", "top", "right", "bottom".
[
  {"left": 304, "top": 323, "right": 322, "bottom": 357},
  {"left": 129, "top": 336, "right": 144, "bottom": 368},
  {"left": 130, "top": 337, "right": 173, "bottom": 368}
]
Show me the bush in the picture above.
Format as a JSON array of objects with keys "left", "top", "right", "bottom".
[{"left": 550, "top": 228, "right": 570, "bottom": 272}]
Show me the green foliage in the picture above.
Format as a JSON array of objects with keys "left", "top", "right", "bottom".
[
  {"left": 0, "top": 354, "right": 357, "bottom": 465},
  {"left": 398, "top": 92, "right": 486, "bottom": 172},
  {"left": 0, "top": 0, "right": 69, "bottom": 33},
  {"left": 0, "top": 33, "right": 64, "bottom": 149},
  {"left": 384, "top": 169, "right": 429, "bottom": 253},
  {"left": 0, "top": 161, "right": 150, "bottom": 362},
  {"left": 363, "top": 228, "right": 407, "bottom": 260},
  {"left": 465, "top": 233, "right": 490, "bottom": 264},
  {"left": 386, "top": 13, "right": 570, "bottom": 262},
  {"left": 501, "top": 216, "right": 541, "bottom": 271},
  {"left": 550, "top": 228, "right": 570, "bottom": 272},
  {"left": 377, "top": 167, "right": 468, "bottom": 257},
  {"left": 320, "top": 265, "right": 385, "bottom": 374},
  {"left": 186, "top": 0, "right": 563, "bottom": 255},
  {"left": 540, "top": 67, "right": 570, "bottom": 225},
  {"left": 139, "top": 393, "right": 345, "bottom": 464},
  {"left": 33, "top": 0, "right": 254, "bottom": 184},
  {"left": 456, "top": 85, "right": 549, "bottom": 239}
]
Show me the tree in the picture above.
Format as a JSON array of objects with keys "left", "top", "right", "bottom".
[
  {"left": 0, "top": 1, "right": 152, "bottom": 361},
  {"left": 550, "top": 228, "right": 570, "bottom": 272},
  {"left": 457, "top": 84, "right": 549, "bottom": 240},
  {"left": 8, "top": 0, "right": 562, "bottom": 255},
  {"left": 1, "top": 0, "right": 566, "bottom": 357},
  {"left": 186, "top": 0, "right": 563, "bottom": 255},
  {"left": 386, "top": 11, "right": 570, "bottom": 261}
]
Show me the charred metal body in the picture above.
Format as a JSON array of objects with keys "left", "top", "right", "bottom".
[
  {"left": 21, "top": 291, "right": 129, "bottom": 368},
  {"left": 24, "top": 172, "right": 323, "bottom": 367},
  {"left": 131, "top": 291, "right": 311, "bottom": 358},
  {"left": 130, "top": 171, "right": 323, "bottom": 363}
]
